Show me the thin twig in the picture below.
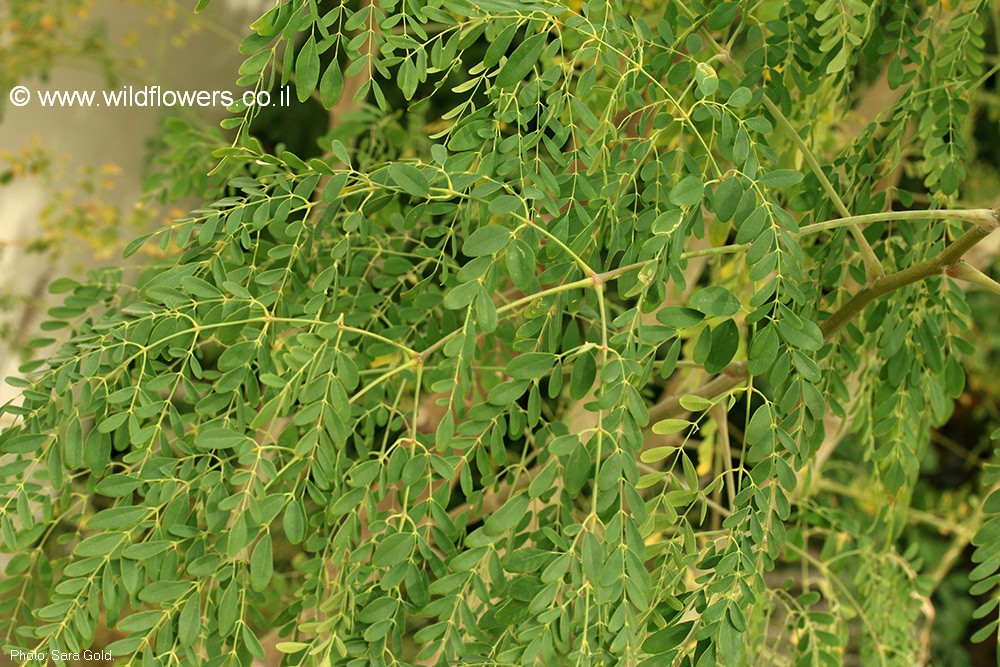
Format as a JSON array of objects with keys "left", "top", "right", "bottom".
[{"left": 646, "top": 362, "right": 748, "bottom": 423}]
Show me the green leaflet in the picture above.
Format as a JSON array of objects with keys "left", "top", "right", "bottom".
[
  {"left": 295, "top": 36, "right": 319, "bottom": 103},
  {"left": 670, "top": 175, "right": 705, "bottom": 207},
  {"left": 372, "top": 532, "right": 416, "bottom": 567},
  {"left": 320, "top": 61, "right": 344, "bottom": 107},
  {"left": 483, "top": 494, "right": 529, "bottom": 537},
  {"left": 690, "top": 286, "right": 740, "bottom": 318},
  {"left": 495, "top": 32, "right": 547, "bottom": 89},
  {"left": 388, "top": 162, "right": 430, "bottom": 197},
  {"left": 250, "top": 534, "right": 273, "bottom": 591},
  {"left": 194, "top": 427, "right": 247, "bottom": 450},
  {"left": 463, "top": 225, "right": 511, "bottom": 256}
]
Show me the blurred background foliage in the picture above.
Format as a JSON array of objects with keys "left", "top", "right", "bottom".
[{"left": 0, "top": 0, "right": 248, "bottom": 369}]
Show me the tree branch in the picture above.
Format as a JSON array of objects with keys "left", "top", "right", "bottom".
[
  {"left": 680, "top": 207, "right": 997, "bottom": 261},
  {"left": 646, "top": 362, "right": 748, "bottom": 423},
  {"left": 820, "top": 216, "right": 998, "bottom": 339},
  {"left": 945, "top": 259, "right": 1000, "bottom": 297}
]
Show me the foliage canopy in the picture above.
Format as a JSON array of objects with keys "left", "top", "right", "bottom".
[{"left": 3, "top": 0, "right": 1000, "bottom": 665}]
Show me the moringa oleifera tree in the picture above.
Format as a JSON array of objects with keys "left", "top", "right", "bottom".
[{"left": 3, "top": 0, "right": 1000, "bottom": 665}]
